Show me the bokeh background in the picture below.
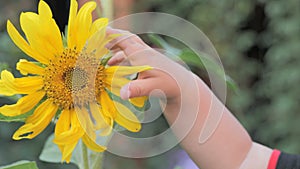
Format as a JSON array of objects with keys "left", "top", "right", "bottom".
[{"left": 1, "top": 0, "right": 300, "bottom": 168}]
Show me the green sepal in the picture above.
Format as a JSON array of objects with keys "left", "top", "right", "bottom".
[
  {"left": 100, "top": 52, "right": 113, "bottom": 66},
  {"left": 0, "top": 161, "right": 39, "bottom": 169}
]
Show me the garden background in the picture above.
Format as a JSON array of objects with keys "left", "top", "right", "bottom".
[{"left": 0, "top": 0, "right": 300, "bottom": 169}]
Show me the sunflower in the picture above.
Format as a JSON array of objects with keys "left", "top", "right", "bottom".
[{"left": 0, "top": 0, "right": 150, "bottom": 162}]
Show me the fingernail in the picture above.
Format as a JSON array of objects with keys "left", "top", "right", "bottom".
[{"left": 120, "top": 83, "right": 130, "bottom": 100}]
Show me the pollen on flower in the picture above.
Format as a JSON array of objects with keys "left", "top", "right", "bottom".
[
  {"left": 63, "top": 68, "right": 88, "bottom": 91},
  {"left": 43, "top": 48, "right": 106, "bottom": 109}
]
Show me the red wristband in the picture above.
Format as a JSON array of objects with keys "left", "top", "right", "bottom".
[{"left": 267, "top": 149, "right": 281, "bottom": 169}]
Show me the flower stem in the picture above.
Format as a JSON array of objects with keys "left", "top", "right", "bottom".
[
  {"left": 101, "top": 0, "right": 114, "bottom": 21},
  {"left": 94, "top": 0, "right": 102, "bottom": 18},
  {"left": 92, "top": 152, "right": 104, "bottom": 169},
  {"left": 82, "top": 142, "right": 90, "bottom": 169}
]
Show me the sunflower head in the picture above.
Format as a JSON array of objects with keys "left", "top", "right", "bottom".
[{"left": 0, "top": 0, "right": 151, "bottom": 163}]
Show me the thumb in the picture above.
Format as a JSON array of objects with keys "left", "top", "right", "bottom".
[{"left": 120, "top": 78, "right": 164, "bottom": 100}]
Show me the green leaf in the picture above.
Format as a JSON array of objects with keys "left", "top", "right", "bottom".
[
  {"left": 39, "top": 134, "right": 63, "bottom": 163},
  {"left": 148, "top": 34, "right": 181, "bottom": 57},
  {"left": 39, "top": 134, "right": 84, "bottom": 165},
  {"left": 148, "top": 34, "right": 239, "bottom": 93},
  {"left": 0, "top": 161, "right": 39, "bottom": 169},
  {"left": 225, "top": 75, "right": 239, "bottom": 94},
  {"left": 39, "top": 134, "right": 109, "bottom": 169},
  {"left": 179, "top": 48, "right": 205, "bottom": 69},
  {"left": 40, "top": 134, "right": 86, "bottom": 168}
]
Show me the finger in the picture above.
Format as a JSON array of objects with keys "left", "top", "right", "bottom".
[
  {"left": 106, "top": 27, "right": 128, "bottom": 35},
  {"left": 107, "top": 28, "right": 144, "bottom": 44},
  {"left": 120, "top": 71, "right": 179, "bottom": 100},
  {"left": 107, "top": 28, "right": 188, "bottom": 77},
  {"left": 106, "top": 28, "right": 150, "bottom": 55},
  {"left": 108, "top": 51, "right": 127, "bottom": 66},
  {"left": 111, "top": 48, "right": 121, "bottom": 54},
  {"left": 120, "top": 78, "right": 162, "bottom": 100}
]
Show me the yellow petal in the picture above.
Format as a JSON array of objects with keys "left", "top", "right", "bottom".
[
  {"left": 53, "top": 111, "right": 84, "bottom": 145},
  {"left": 94, "top": 34, "right": 121, "bottom": 57},
  {"left": 0, "top": 91, "right": 45, "bottom": 116},
  {"left": 38, "top": 0, "right": 52, "bottom": 18},
  {"left": 85, "top": 30, "right": 108, "bottom": 57},
  {"left": 114, "top": 102, "right": 141, "bottom": 132},
  {"left": 82, "top": 134, "right": 106, "bottom": 152},
  {"left": 105, "top": 73, "right": 130, "bottom": 88},
  {"left": 0, "top": 80, "right": 15, "bottom": 96},
  {"left": 17, "top": 59, "right": 45, "bottom": 75},
  {"left": 85, "top": 18, "right": 108, "bottom": 54},
  {"left": 55, "top": 109, "right": 71, "bottom": 136},
  {"left": 73, "top": 107, "right": 97, "bottom": 142},
  {"left": 99, "top": 117, "right": 113, "bottom": 136},
  {"left": 64, "top": 151, "right": 73, "bottom": 163},
  {"left": 54, "top": 126, "right": 83, "bottom": 145},
  {"left": 13, "top": 99, "right": 58, "bottom": 140},
  {"left": 62, "top": 142, "right": 78, "bottom": 163},
  {"left": 100, "top": 91, "right": 117, "bottom": 118},
  {"left": 129, "top": 97, "right": 148, "bottom": 108},
  {"left": 85, "top": 33, "right": 119, "bottom": 59},
  {"left": 89, "top": 103, "right": 113, "bottom": 136},
  {"left": 6, "top": 20, "right": 42, "bottom": 63},
  {"left": 20, "top": 12, "right": 63, "bottom": 63},
  {"left": 0, "top": 70, "right": 43, "bottom": 95},
  {"left": 89, "top": 103, "right": 108, "bottom": 129},
  {"left": 95, "top": 48, "right": 110, "bottom": 59},
  {"left": 73, "top": 1, "right": 96, "bottom": 51},
  {"left": 105, "top": 76, "right": 148, "bottom": 107},
  {"left": 105, "top": 66, "right": 152, "bottom": 77},
  {"left": 54, "top": 109, "right": 77, "bottom": 163},
  {"left": 90, "top": 18, "right": 108, "bottom": 36},
  {"left": 67, "top": 0, "right": 78, "bottom": 49},
  {"left": 57, "top": 144, "right": 64, "bottom": 161}
]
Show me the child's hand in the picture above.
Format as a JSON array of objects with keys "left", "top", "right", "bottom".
[
  {"left": 105, "top": 28, "right": 272, "bottom": 169},
  {"left": 106, "top": 28, "right": 198, "bottom": 111}
]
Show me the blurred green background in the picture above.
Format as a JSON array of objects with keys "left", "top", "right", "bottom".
[{"left": 1, "top": 0, "right": 300, "bottom": 168}]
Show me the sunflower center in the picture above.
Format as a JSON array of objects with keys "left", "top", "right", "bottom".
[
  {"left": 43, "top": 48, "right": 106, "bottom": 109},
  {"left": 63, "top": 68, "right": 88, "bottom": 91}
]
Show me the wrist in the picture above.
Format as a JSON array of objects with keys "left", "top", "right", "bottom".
[{"left": 239, "top": 143, "right": 273, "bottom": 169}]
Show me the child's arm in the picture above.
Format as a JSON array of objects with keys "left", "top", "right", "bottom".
[{"left": 107, "top": 28, "right": 272, "bottom": 169}]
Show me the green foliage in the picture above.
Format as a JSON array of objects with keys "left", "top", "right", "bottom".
[
  {"left": 0, "top": 31, "right": 30, "bottom": 79},
  {"left": 135, "top": 0, "right": 300, "bottom": 154},
  {"left": 39, "top": 134, "right": 64, "bottom": 164},
  {"left": 40, "top": 134, "right": 111, "bottom": 169},
  {"left": 40, "top": 134, "right": 86, "bottom": 168},
  {"left": 0, "top": 161, "right": 38, "bottom": 169},
  {"left": 248, "top": 0, "right": 300, "bottom": 152},
  {"left": 148, "top": 34, "right": 239, "bottom": 92}
]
